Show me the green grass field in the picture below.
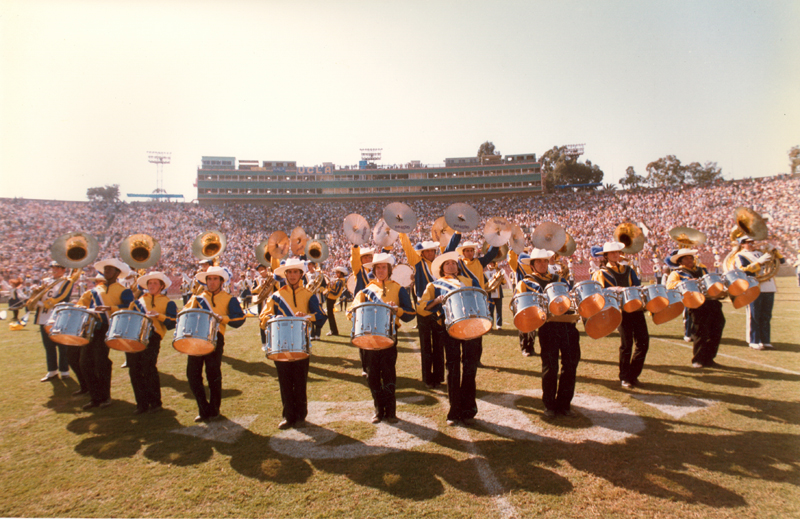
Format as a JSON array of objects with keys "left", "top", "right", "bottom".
[{"left": 2, "top": 278, "right": 799, "bottom": 518}]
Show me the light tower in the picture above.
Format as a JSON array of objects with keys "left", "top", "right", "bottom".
[{"left": 147, "top": 151, "right": 171, "bottom": 195}]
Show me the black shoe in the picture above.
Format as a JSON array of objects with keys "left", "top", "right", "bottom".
[
  {"left": 149, "top": 405, "right": 164, "bottom": 414},
  {"left": 385, "top": 416, "right": 398, "bottom": 424},
  {"left": 560, "top": 409, "right": 577, "bottom": 417},
  {"left": 543, "top": 409, "right": 557, "bottom": 418},
  {"left": 461, "top": 418, "right": 475, "bottom": 426},
  {"left": 133, "top": 407, "right": 148, "bottom": 415},
  {"left": 278, "top": 419, "right": 292, "bottom": 430},
  {"left": 98, "top": 399, "right": 113, "bottom": 409},
  {"left": 82, "top": 401, "right": 99, "bottom": 410},
  {"left": 72, "top": 388, "right": 90, "bottom": 396}
]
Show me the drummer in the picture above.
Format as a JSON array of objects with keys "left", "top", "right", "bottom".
[
  {"left": 592, "top": 241, "right": 649, "bottom": 389},
  {"left": 419, "top": 251, "right": 482, "bottom": 426},
  {"left": 510, "top": 250, "right": 536, "bottom": 357},
  {"left": 183, "top": 266, "right": 245, "bottom": 422},
  {"left": 259, "top": 258, "right": 325, "bottom": 429},
  {"left": 351, "top": 245, "right": 376, "bottom": 377},
  {"left": 666, "top": 249, "right": 725, "bottom": 368},
  {"left": 75, "top": 258, "right": 135, "bottom": 410},
  {"left": 518, "top": 249, "right": 581, "bottom": 418},
  {"left": 325, "top": 267, "right": 348, "bottom": 336},
  {"left": 126, "top": 272, "right": 177, "bottom": 414},
  {"left": 351, "top": 253, "right": 415, "bottom": 424},
  {"left": 33, "top": 261, "right": 75, "bottom": 384}
]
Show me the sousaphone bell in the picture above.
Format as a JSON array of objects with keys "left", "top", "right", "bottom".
[
  {"left": 51, "top": 231, "right": 100, "bottom": 269},
  {"left": 305, "top": 235, "right": 330, "bottom": 263},
  {"left": 119, "top": 233, "right": 161, "bottom": 269},
  {"left": 614, "top": 222, "right": 645, "bottom": 254},
  {"left": 192, "top": 230, "right": 226, "bottom": 262}
]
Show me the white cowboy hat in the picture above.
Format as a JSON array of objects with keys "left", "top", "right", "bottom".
[
  {"left": 520, "top": 248, "right": 555, "bottom": 264},
  {"left": 273, "top": 258, "right": 308, "bottom": 278},
  {"left": 333, "top": 266, "right": 349, "bottom": 275},
  {"left": 196, "top": 266, "right": 230, "bottom": 284},
  {"left": 602, "top": 241, "right": 625, "bottom": 253},
  {"left": 419, "top": 241, "right": 440, "bottom": 251},
  {"left": 93, "top": 258, "right": 131, "bottom": 277},
  {"left": 137, "top": 271, "right": 172, "bottom": 290},
  {"left": 358, "top": 247, "right": 375, "bottom": 257},
  {"left": 670, "top": 249, "right": 698, "bottom": 264},
  {"left": 431, "top": 251, "right": 461, "bottom": 279},
  {"left": 456, "top": 241, "right": 481, "bottom": 256},
  {"left": 363, "top": 253, "right": 396, "bottom": 269}
]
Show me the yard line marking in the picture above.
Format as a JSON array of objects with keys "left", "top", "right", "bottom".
[
  {"left": 453, "top": 425, "right": 517, "bottom": 519},
  {"left": 655, "top": 338, "right": 800, "bottom": 376}
]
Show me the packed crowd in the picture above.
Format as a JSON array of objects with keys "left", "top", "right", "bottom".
[{"left": 1, "top": 175, "right": 798, "bottom": 294}]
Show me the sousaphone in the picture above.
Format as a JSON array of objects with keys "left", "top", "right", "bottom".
[
  {"left": 51, "top": 231, "right": 100, "bottom": 269},
  {"left": 119, "top": 233, "right": 161, "bottom": 269},
  {"left": 305, "top": 234, "right": 330, "bottom": 263},
  {"left": 614, "top": 222, "right": 645, "bottom": 254},
  {"left": 192, "top": 230, "right": 226, "bottom": 262}
]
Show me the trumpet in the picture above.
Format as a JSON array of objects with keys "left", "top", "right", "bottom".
[{"left": 485, "top": 269, "right": 506, "bottom": 293}]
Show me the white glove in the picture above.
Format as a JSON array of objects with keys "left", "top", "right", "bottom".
[{"left": 756, "top": 253, "right": 772, "bottom": 265}]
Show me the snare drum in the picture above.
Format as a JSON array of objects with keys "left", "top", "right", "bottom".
[
  {"left": 49, "top": 306, "right": 99, "bottom": 346},
  {"left": 723, "top": 269, "right": 750, "bottom": 297},
  {"left": 544, "top": 282, "right": 572, "bottom": 316},
  {"left": 619, "top": 286, "right": 644, "bottom": 313},
  {"left": 641, "top": 284, "right": 669, "bottom": 314},
  {"left": 105, "top": 310, "right": 152, "bottom": 352},
  {"left": 173, "top": 309, "right": 218, "bottom": 356},
  {"left": 510, "top": 291, "right": 547, "bottom": 333},
  {"left": 700, "top": 273, "right": 727, "bottom": 299},
  {"left": 583, "top": 289, "right": 622, "bottom": 339},
  {"left": 571, "top": 280, "right": 605, "bottom": 319},
  {"left": 265, "top": 316, "right": 310, "bottom": 361},
  {"left": 44, "top": 302, "right": 71, "bottom": 335},
  {"left": 442, "top": 287, "right": 492, "bottom": 340},
  {"left": 651, "top": 289, "right": 684, "bottom": 325},
  {"left": 677, "top": 279, "right": 705, "bottom": 309},
  {"left": 351, "top": 302, "right": 395, "bottom": 349}
]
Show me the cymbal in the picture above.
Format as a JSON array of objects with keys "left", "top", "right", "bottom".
[
  {"left": 484, "top": 217, "right": 512, "bottom": 247},
  {"left": 445, "top": 203, "right": 479, "bottom": 233},
  {"left": 734, "top": 206, "right": 768, "bottom": 241},
  {"left": 557, "top": 232, "right": 576, "bottom": 257},
  {"left": 267, "top": 231, "right": 290, "bottom": 261},
  {"left": 343, "top": 213, "right": 370, "bottom": 245},
  {"left": 532, "top": 221, "right": 566, "bottom": 252},
  {"left": 669, "top": 226, "right": 707, "bottom": 247},
  {"left": 431, "top": 216, "right": 454, "bottom": 246},
  {"left": 482, "top": 241, "right": 509, "bottom": 263},
  {"left": 508, "top": 223, "right": 526, "bottom": 254},
  {"left": 373, "top": 218, "right": 399, "bottom": 249},
  {"left": 383, "top": 202, "right": 417, "bottom": 234},
  {"left": 290, "top": 227, "right": 308, "bottom": 256}
]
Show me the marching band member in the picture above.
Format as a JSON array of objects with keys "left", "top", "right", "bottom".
[
  {"left": 451, "top": 236, "right": 499, "bottom": 290},
  {"left": 127, "top": 272, "right": 177, "bottom": 414},
  {"left": 351, "top": 245, "right": 376, "bottom": 376},
  {"left": 517, "top": 249, "right": 581, "bottom": 418},
  {"left": 399, "top": 234, "right": 445, "bottom": 389},
  {"left": 252, "top": 263, "right": 279, "bottom": 349},
  {"left": 351, "top": 253, "right": 415, "bottom": 423},
  {"left": 510, "top": 250, "right": 536, "bottom": 356},
  {"left": 191, "top": 259, "right": 213, "bottom": 295},
  {"left": 419, "top": 252, "right": 482, "bottom": 426},
  {"left": 259, "top": 258, "right": 325, "bottom": 429},
  {"left": 734, "top": 236, "right": 784, "bottom": 350},
  {"left": 325, "top": 267, "right": 348, "bottom": 336},
  {"left": 76, "top": 258, "right": 134, "bottom": 410},
  {"left": 666, "top": 249, "right": 725, "bottom": 368},
  {"left": 183, "top": 266, "right": 245, "bottom": 422},
  {"left": 304, "top": 261, "right": 328, "bottom": 340},
  {"left": 592, "top": 241, "right": 650, "bottom": 389},
  {"left": 484, "top": 261, "right": 504, "bottom": 330},
  {"left": 34, "top": 261, "right": 76, "bottom": 384}
]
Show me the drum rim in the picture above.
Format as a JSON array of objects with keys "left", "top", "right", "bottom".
[{"left": 441, "top": 286, "right": 488, "bottom": 304}]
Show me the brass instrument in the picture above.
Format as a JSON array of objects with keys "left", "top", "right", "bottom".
[
  {"left": 305, "top": 235, "right": 330, "bottom": 263},
  {"left": 27, "top": 232, "right": 99, "bottom": 311},
  {"left": 306, "top": 272, "right": 328, "bottom": 295},
  {"left": 614, "top": 222, "right": 645, "bottom": 254},
  {"left": 722, "top": 207, "right": 780, "bottom": 282},
  {"left": 120, "top": 233, "right": 161, "bottom": 269},
  {"left": 485, "top": 269, "right": 506, "bottom": 293},
  {"left": 192, "top": 230, "right": 226, "bottom": 263},
  {"left": 253, "top": 272, "right": 279, "bottom": 305}
]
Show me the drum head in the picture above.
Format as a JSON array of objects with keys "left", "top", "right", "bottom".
[
  {"left": 173, "top": 338, "right": 216, "bottom": 356},
  {"left": 50, "top": 333, "right": 91, "bottom": 347},
  {"left": 352, "top": 335, "right": 395, "bottom": 350},
  {"left": 681, "top": 291, "right": 706, "bottom": 309},
  {"left": 651, "top": 302, "right": 684, "bottom": 325},
  {"left": 584, "top": 307, "right": 622, "bottom": 339},
  {"left": 732, "top": 286, "right": 760, "bottom": 309},
  {"left": 514, "top": 307, "right": 546, "bottom": 333}
]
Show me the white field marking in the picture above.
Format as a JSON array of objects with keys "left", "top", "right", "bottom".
[
  {"left": 452, "top": 425, "right": 517, "bottom": 519},
  {"left": 478, "top": 390, "right": 645, "bottom": 444},
  {"left": 654, "top": 338, "right": 800, "bottom": 376},
  {"left": 631, "top": 394, "right": 717, "bottom": 419},
  {"left": 170, "top": 415, "right": 258, "bottom": 444},
  {"left": 269, "top": 396, "right": 437, "bottom": 459}
]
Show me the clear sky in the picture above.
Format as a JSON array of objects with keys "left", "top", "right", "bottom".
[{"left": 1, "top": 0, "right": 798, "bottom": 202}]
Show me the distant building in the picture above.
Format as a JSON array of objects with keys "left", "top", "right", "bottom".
[{"left": 196, "top": 152, "right": 542, "bottom": 204}]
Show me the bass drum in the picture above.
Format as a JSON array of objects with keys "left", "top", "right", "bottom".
[
  {"left": 442, "top": 287, "right": 492, "bottom": 340},
  {"left": 350, "top": 302, "right": 395, "bottom": 350},
  {"left": 265, "top": 316, "right": 310, "bottom": 361},
  {"left": 49, "top": 306, "right": 99, "bottom": 346},
  {"left": 105, "top": 310, "right": 152, "bottom": 352},
  {"left": 173, "top": 309, "right": 218, "bottom": 356}
]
